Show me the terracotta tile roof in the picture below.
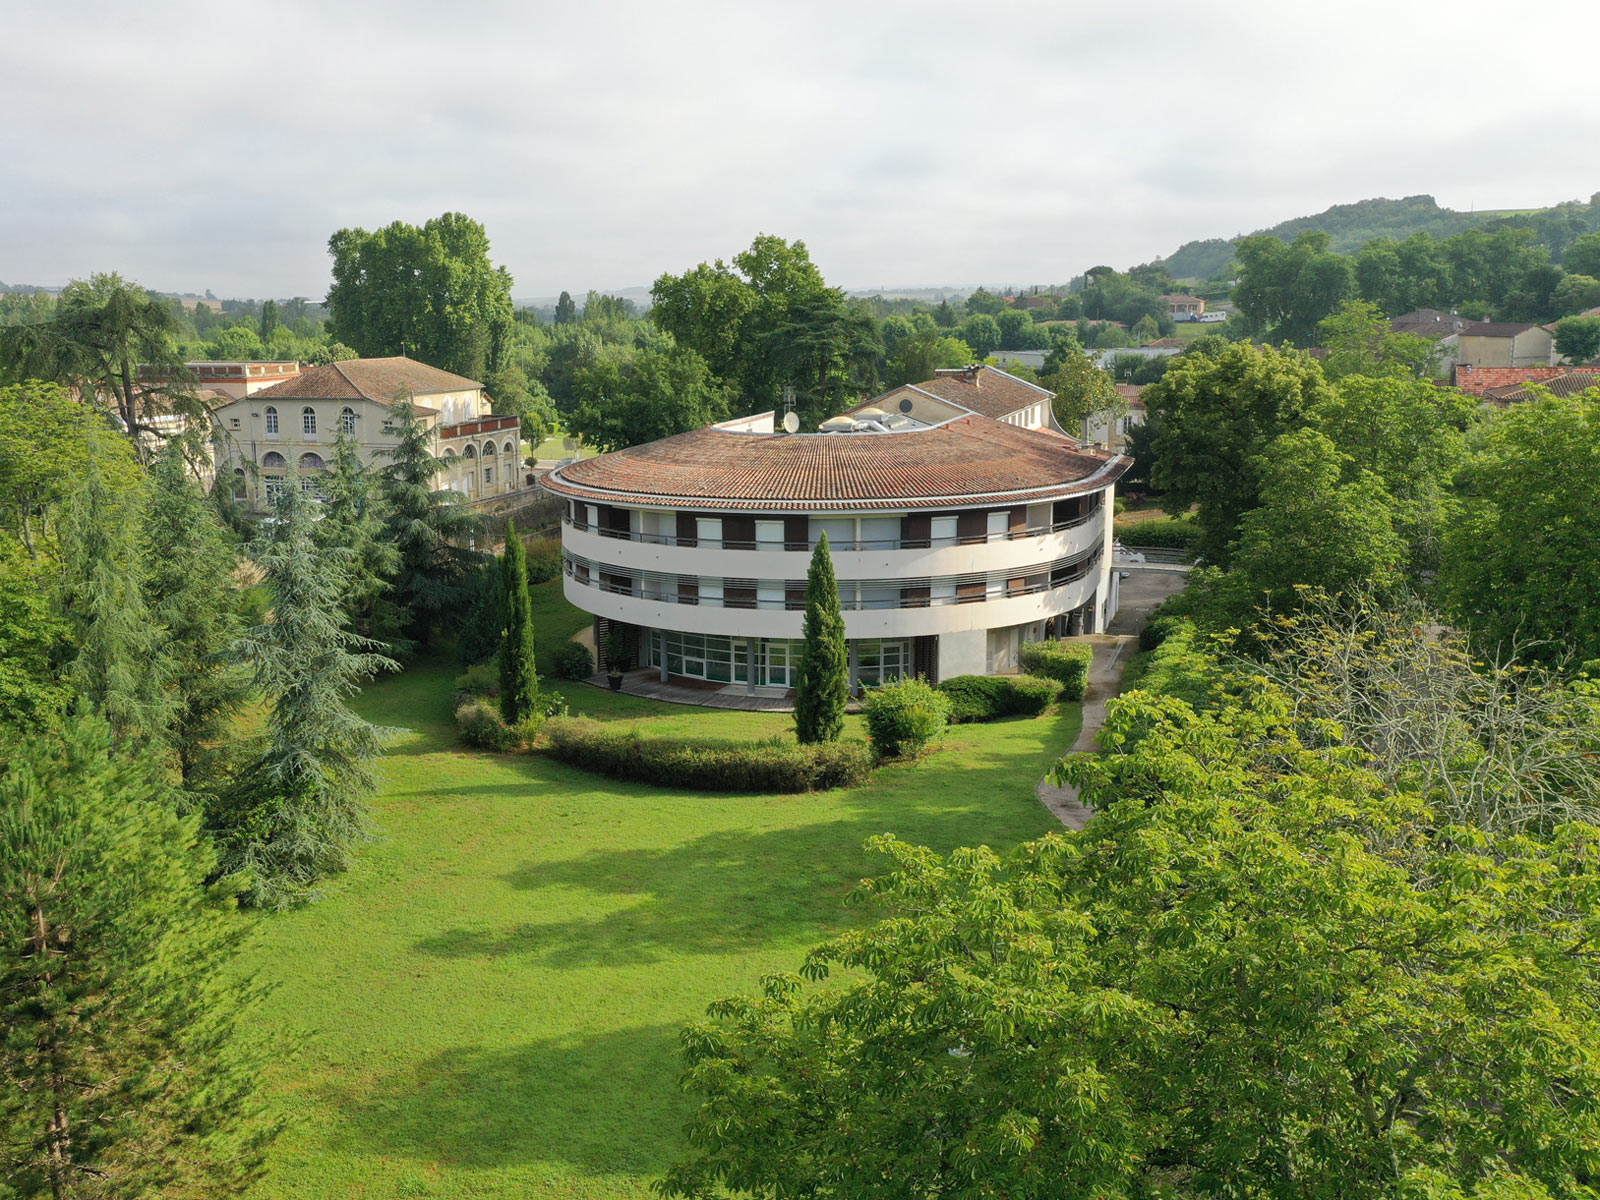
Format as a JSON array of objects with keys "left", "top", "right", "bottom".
[
  {"left": 1452, "top": 365, "right": 1569, "bottom": 396},
  {"left": 253, "top": 356, "right": 482, "bottom": 404},
  {"left": 1484, "top": 368, "right": 1600, "bottom": 403},
  {"left": 1143, "top": 337, "right": 1183, "bottom": 349},
  {"left": 864, "top": 365, "right": 1053, "bottom": 421},
  {"left": 542, "top": 413, "right": 1126, "bottom": 512}
]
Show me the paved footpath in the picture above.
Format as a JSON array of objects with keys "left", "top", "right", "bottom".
[{"left": 1035, "top": 635, "right": 1137, "bottom": 830}]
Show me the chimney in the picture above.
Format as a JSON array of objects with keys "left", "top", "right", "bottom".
[{"left": 963, "top": 364, "right": 979, "bottom": 384}]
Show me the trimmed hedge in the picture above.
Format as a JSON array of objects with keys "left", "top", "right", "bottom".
[
  {"left": 456, "top": 697, "right": 536, "bottom": 751},
  {"left": 540, "top": 719, "right": 872, "bottom": 793},
  {"left": 1018, "top": 641, "right": 1095, "bottom": 701},
  {"left": 1113, "top": 515, "right": 1200, "bottom": 551},
  {"left": 938, "top": 674, "right": 1062, "bottom": 723},
  {"left": 861, "top": 677, "right": 952, "bottom": 758},
  {"left": 549, "top": 640, "right": 595, "bottom": 680},
  {"left": 1139, "top": 613, "right": 1187, "bottom": 653}
]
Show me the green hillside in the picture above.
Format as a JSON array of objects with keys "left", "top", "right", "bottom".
[{"left": 1157, "top": 192, "right": 1600, "bottom": 281}]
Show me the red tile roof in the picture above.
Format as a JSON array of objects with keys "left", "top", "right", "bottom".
[
  {"left": 867, "top": 365, "right": 1054, "bottom": 421},
  {"left": 542, "top": 413, "right": 1126, "bottom": 512},
  {"left": 1484, "top": 368, "right": 1600, "bottom": 403},
  {"left": 1452, "top": 365, "right": 1569, "bottom": 396},
  {"left": 253, "top": 356, "right": 482, "bottom": 404}
]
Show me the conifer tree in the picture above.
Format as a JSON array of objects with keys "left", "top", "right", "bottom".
[
  {"left": 498, "top": 520, "right": 538, "bottom": 723},
  {"left": 211, "top": 476, "right": 396, "bottom": 908},
  {"left": 0, "top": 716, "right": 277, "bottom": 1196},
  {"left": 794, "top": 533, "right": 848, "bottom": 744},
  {"left": 377, "top": 399, "right": 484, "bottom": 646},
  {"left": 318, "top": 431, "right": 403, "bottom": 648},
  {"left": 455, "top": 555, "right": 505, "bottom": 668},
  {"left": 143, "top": 443, "right": 249, "bottom": 792},
  {"left": 58, "top": 447, "right": 175, "bottom": 750}
]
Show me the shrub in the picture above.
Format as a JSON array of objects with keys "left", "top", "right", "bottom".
[
  {"left": 525, "top": 537, "right": 563, "bottom": 584},
  {"left": 549, "top": 640, "right": 595, "bottom": 681},
  {"left": 454, "top": 661, "right": 499, "bottom": 698},
  {"left": 938, "top": 674, "right": 1061, "bottom": 723},
  {"left": 1018, "top": 641, "right": 1095, "bottom": 700},
  {"left": 540, "top": 719, "right": 872, "bottom": 792},
  {"left": 1139, "top": 614, "right": 1186, "bottom": 653},
  {"left": 861, "top": 677, "right": 952, "bottom": 758},
  {"left": 1113, "top": 515, "right": 1200, "bottom": 551},
  {"left": 455, "top": 696, "right": 539, "bottom": 751}
]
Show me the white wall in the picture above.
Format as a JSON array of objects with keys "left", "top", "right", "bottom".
[{"left": 939, "top": 629, "right": 987, "bottom": 677}]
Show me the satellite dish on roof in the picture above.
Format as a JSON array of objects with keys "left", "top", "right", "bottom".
[
  {"left": 782, "top": 411, "right": 800, "bottom": 433},
  {"left": 898, "top": 397, "right": 914, "bottom": 414}
]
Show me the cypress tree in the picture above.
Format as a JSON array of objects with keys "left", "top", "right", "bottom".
[
  {"left": 498, "top": 520, "right": 538, "bottom": 723},
  {"left": 0, "top": 716, "right": 277, "bottom": 1196},
  {"left": 143, "top": 443, "right": 249, "bottom": 792},
  {"left": 58, "top": 447, "right": 175, "bottom": 750},
  {"left": 377, "top": 399, "right": 484, "bottom": 647},
  {"left": 794, "top": 532, "right": 848, "bottom": 744},
  {"left": 211, "top": 476, "right": 396, "bottom": 908},
  {"left": 318, "top": 431, "right": 403, "bottom": 649}
]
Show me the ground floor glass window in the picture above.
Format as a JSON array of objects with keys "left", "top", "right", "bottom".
[{"left": 854, "top": 638, "right": 909, "bottom": 687}]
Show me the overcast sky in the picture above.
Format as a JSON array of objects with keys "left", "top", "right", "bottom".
[{"left": 5, "top": 0, "right": 1598, "bottom": 300}]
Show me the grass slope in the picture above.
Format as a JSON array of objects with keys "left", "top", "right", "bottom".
[{"left": 243, "top": 582, "right": 1075, "bottom": 1198}]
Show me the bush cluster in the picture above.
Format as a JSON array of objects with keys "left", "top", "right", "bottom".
[
  {"left": 1113, "top": 515, "right": 1201, "bottom": 551},
  {"left": 861, "top": 677, "right": 952, "bottom": 757},
  {"left": 549, "top": 640, "right": 595, "bottom": 680},
  {"left": 540, "top": 719, "right": 872, "bottom": 792},
  {"left": 526, "top": 537, "right": 563, "bottom": 584},
  {"left": 455, "top": 696, "right": 537, "bottom": 751},
  {"left": 1139, "top": 614, "right": 1187, "bottom": 653},
  {"left": 938, "top": 674, "right": 1062, "bottom": 723},
  {"left": 453, "top": 661, "right": 499, "bottom": 698},
  {"left": 1017, "top": 641, "right": 1095, "bottom": 700}
]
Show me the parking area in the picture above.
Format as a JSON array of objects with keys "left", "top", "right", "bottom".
[{"left": 1109, "top": 569, "right": 1189, "bottom": 636}]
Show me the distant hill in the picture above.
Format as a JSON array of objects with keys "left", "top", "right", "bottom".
[{"left": 1155, "top": 192, "right": 1600, "bottom": 281}]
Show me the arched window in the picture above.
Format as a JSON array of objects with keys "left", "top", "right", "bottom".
[
  {"left": 340, "top": 406, "right": 356, "bottom": 433},
  {"left": 232, "top": 468, "right": 246, "bottom": 499},
  {"left": 302, "top": 406, "right": 317, "bottom": 435},
  {"left": 299, "top": 452, "right": 325, "bottom": 470},
  {"left": 463, "top": 445, "right": 476, "bottom": 459},
  {"left": 264, "top": 406, "right": 278, "bottom": 434},
  {"left": 503, "top": 440, "right": 515, "bottom": 455},
  {"left": 443, "top": 448, "right": 456, "bottom": 461},
  {"left": 262, "top": 451, "right": 286, "bottom": 467},
  {"left": 483, "top": 441, "right": 496, "bottom": 456}
]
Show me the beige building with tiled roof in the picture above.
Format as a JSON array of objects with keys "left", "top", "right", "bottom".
[
  {"left": 212, "top": 356, "right": 524, "bottom": 511},
  {"left": 542, "top": 366, "right": 1129, "bottom": 690}
]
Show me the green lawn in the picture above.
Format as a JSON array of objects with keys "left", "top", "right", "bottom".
[{"left": 241, "top": 582, "right": 1076, "bottom": 1198}]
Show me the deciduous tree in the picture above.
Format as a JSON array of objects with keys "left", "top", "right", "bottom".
[{"left": 569, "top": 339, "right": 731, "bottom": 451}]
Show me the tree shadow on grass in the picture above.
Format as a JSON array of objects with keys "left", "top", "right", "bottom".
[
  {"left": 323, "top": 1023, "right": 689, "bottom": 1178},
  {"left": 412, "top": 708, "right": 1078, "bottom": 968}
]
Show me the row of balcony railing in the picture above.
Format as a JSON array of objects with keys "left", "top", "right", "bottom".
[
  {"left": 564, "top": 507, "right": 1103, "bottom": 552},
  {"left": 563, "top": 543, "right": 1103, "bottom": 612}
]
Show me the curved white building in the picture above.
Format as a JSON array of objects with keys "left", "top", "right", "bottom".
[{"left": 541, "top": 366, "right": 1130, "bottom": 691}]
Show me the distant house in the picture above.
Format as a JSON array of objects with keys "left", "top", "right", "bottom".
[
  {"left": 1084, "top": 383, "right": 1146, "bottom": 452},
  {"left": 1163, "top": 295, "right": 1205, "bottom": 321},
  {"left": 1482, "top": 367, "right": 1600, "bottom": 404},
  {"left": 1456, "top": 321, "right": 1556, "bottom": 368},
  {"left": 1389, "top": 309, "right": 1473, "bottom": 340},
  {"left": 1451, "top": 364, "right": 1571, "bottom": 397},
  {"left": 1141, "top": 337, "right": 1183, "bottom": 349},
  {"left": 211, "top": 356, "right": 522, "bottom": 512}
]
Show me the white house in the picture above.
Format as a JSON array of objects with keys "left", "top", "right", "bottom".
[
  {"left": 211, "top": 356, "right": 523, "bottom": 510},
  {"left": 541, "top": 365, "right": 1129, "bottom": 689}
]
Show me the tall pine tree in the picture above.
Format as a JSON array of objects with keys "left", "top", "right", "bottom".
[
  {"left": 455, "top": 556, "right": 505, "bottom": 668},
  {"left": 498, "top": 520, "right": 538, "bottom": 723},
  {"left": 212, "top": 476, "right": 396, "bottom": 908},
  {"left": 143, "top": 443, "right": 249, "bottom": 793},
  {"left": 377, "top": 399, "right": 484, "bottom": 646},
  {"left": 0, "top": 716, "right": 277, "bottom": 1197},
  {"left": 58, "top": 445, "right": 175, "bottom": 751},
  {"left": 317, "top": 430, "right": 403, "bottom": 649},
  {"left": 794, "top": 533, "right": 848, "bottom": 744}
]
